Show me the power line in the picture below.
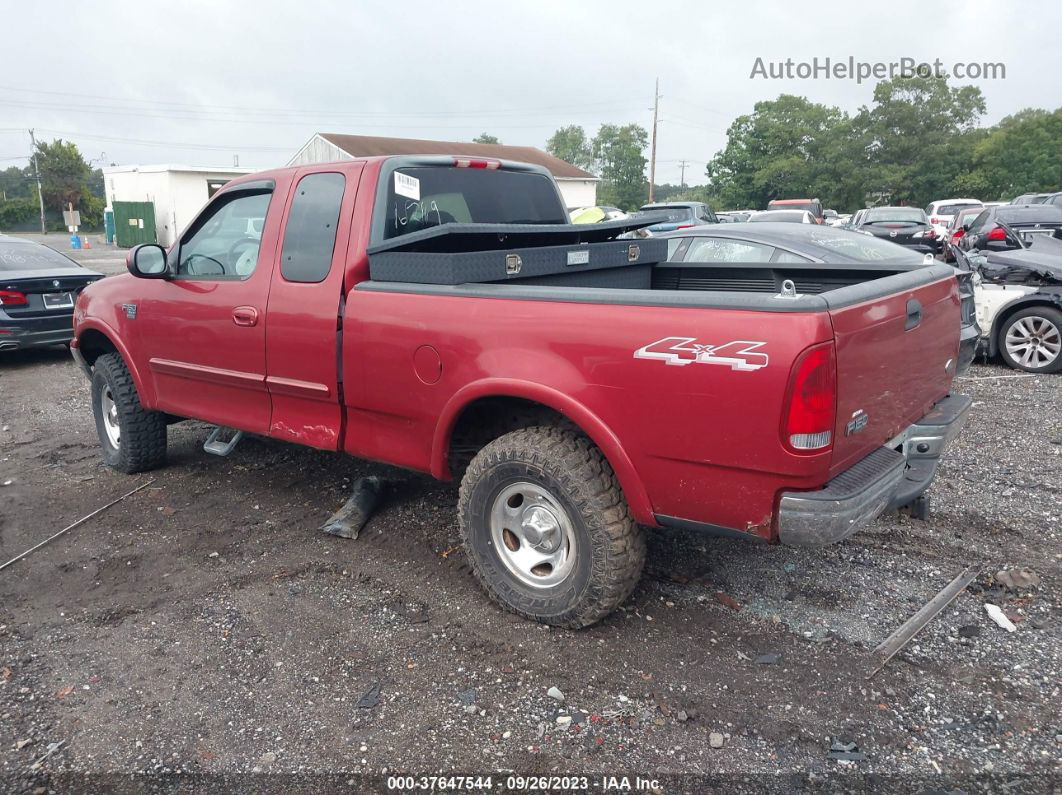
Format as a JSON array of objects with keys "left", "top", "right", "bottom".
[{"left": 0, "top": 86, "right": 642, "bottom": 120}]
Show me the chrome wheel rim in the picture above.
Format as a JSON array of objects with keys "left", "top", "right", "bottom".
[
  {"left": 1005, "top": 315, "right": 1061, "bottom": 369},
  {"left": 101, "top": 386, "right": 121, "bottom": 448},
  {"left": 489, "top": 481, "right": 576, "bottom": 589}
]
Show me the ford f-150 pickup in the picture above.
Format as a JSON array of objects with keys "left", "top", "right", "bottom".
[{"left": 71, "top": 155, "right": 971, "bottom": 627}]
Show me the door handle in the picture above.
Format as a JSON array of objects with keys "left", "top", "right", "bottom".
[
  {"left": 905, "top": 298, "right": 922, "bottom": 331},
  {"left": 232, "top": 306, "right": 259, "bottom": 327}
]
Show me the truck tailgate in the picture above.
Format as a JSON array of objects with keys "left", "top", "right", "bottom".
[{"left": 826, "top": 267, "right": 959, "bottom": 475}]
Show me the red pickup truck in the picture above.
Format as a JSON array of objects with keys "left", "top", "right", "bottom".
[{"left": 71, "top": 156, "right": 970, "bottom": 627}]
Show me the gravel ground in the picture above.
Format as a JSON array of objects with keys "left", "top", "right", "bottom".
[{"left": 0, "top": 346, "right": 1058, "bottom": 793}]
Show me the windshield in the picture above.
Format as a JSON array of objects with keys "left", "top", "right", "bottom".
[
  {"left": 997, "top": 206, "right": 1062, "bottom": 224},
  {"left": 863, "top": 208, "right": 927, "bottom": 224},
  {"left": 768, "top": 200, "right": 818, "bottom": 213},
  {"left": 382, "top": 166, "right": 567, "bottom": 239},
  {"left": 638, "top": 205, "right": 694, "bottom": 222},
  {"left": 0, "top": 240, "right": 81, "bottom": 271},
  {"left": 751, "top": 211, "right": 805, "bottom": 222},
  {"left": 782, "top": 226, "right": 925, "bottom": 263},
  {"left": 937, "top": 203, "right": 980, "bottom": 216}
]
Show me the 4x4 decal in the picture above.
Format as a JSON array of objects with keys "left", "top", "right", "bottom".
[{"left": 633, "top": 337, "right": 769, "bottom": 371}]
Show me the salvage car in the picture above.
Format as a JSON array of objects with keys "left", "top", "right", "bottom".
[
  {"left": 766, "top": 198, "right": 823, "bottom": 223},
  {"left": 959, "top": 204, "right": 1062, "bottom": 254},
  {"left": 0, "top": 234, "right": 104, "bottom": 352},
  {"left": 925, "top": 198, "right": 982, "bottom": 240},
  {"left": 957, "top": 236, "right": 1062, "bottom": 372},
  {"left": 941, "top": 207, "right": 985, "bottom": 263},
  {"left": 661, "top": 223, "right": 978, "bottom": 374},
  {"left": 1011, "top": 192, "right": 1052, "bottom": 205},
  {"left": 70, "top": 156, "right": 971, "bottom": 627},
  {"left": 852, "top": 207, "right": 939, "bottom": 254}
]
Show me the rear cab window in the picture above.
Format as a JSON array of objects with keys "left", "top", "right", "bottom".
[{"left": 379, "top": 163, "right": 567, "bottom": 241}]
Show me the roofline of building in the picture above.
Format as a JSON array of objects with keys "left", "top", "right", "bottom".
[{"left": 102, "top": 164, "right": 257, "bottom": 175}]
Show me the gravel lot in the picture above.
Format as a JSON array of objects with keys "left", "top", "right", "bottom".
[{"left": 0, "top": 255, "right": 1059, "bottom": 791}]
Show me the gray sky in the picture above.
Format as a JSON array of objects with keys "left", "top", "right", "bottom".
[{"left": 2, "top": 0, "right": 1059, "bottom": 185}]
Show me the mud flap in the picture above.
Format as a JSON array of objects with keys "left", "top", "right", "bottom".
[{"left": 320, "top": 476, "right": 388, "bottom": 540}]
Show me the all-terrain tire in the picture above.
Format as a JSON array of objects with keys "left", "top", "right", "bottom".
[
  {"left": 458, "top": 425, "right": 646, "bottom": 628},
  {"left": 91, "top": 353, "right": 168, "bottom": 473},
  {"left": 998, "top": 306, "right": 1062, "bottom": 373}
]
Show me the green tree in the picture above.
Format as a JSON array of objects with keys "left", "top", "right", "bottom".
[
  {"left": 591, "top": 123, "right": 648, "bottom": 210},
  {"left": 545, "top": 125, "right": 593, "bottom": 172},
  {"left": 1, "top": 165, "right": 33, "bottom": 201},
  {"left": 472, "top": 133, "right": 500, "bottom": 145},
  {"left": 35, "top": 139, "right": 94, "bottom": 213},
  {"left": 851, "top": 75, "right": 986, "bottom": 206},
  {"left": 705, "top": 94, "right": 851, "bottom": 211},
  {"left": 955, "top": 108, "right": 1062, "bottom": 200}
]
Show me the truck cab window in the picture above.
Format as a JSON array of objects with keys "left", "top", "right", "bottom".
[
  {"left": 281, "top": 172, "right": 346, "bottom": 283},
  {"left": 177, "top": 189, "right": 272, "bottom": 279},
  {"left": 382, "top": 167, "right": 567, "bottom": 240}
]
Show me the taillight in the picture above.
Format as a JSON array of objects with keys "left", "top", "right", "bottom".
[
  {"left": 930, "top": 216, "right": 939, "bottom": 225},
  {"left": 986, "top": 227, "right": 1006, "bottom": 241},
  {"left": 0, "top": 290, "right": 28, "bottom": 306},
  {"left": 782, "top": 343, "right": 836, "bottom": 454},
  {"left": 674, "top": 225, "right": 693, "bottom": 230},
  {"left": 954, "top": 229, "right": 965, "bottom": 240},
  {"left": 453, "top": 157, "right": 500, "bottom": 170}
]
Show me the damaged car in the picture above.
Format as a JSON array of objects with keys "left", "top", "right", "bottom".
[{"left": 958, "top": 233, "right": 1062, "bottom": 373}]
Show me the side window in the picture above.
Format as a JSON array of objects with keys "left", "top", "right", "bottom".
[
  {"left": 685, "top": 238, "right": 773, "bottom": 262},
  {"left": 924, "top": 204, "right": 934, "bottom": 216},
  {"left": 281, "top": 173, "right": 346, "bottom": 283},
  {"left": 771, "top": 248, "right": 812, "bottom": 263},
  {"left": 177, "top": 190, "right": 272, "bottom": 279}
]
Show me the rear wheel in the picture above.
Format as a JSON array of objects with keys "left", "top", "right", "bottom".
[
  {"left": 91, "top": 353, "right": 168, "bottom": 472},
  {"left": 458, "top": 426, "right": 645, "bottom": 628},
  {"left": 998, "top": 307, "right": 1062, "bottom": 373}
]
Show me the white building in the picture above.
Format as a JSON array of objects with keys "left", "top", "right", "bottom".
[
  {"left": 289, "top": 133, "right": 598, "bottom": 210},
  {"left": 103, "top": 164, "right": 255, "bottom": 246}
]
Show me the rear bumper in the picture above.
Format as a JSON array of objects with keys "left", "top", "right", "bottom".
[
  {"left": 958, "top": 320, "right": 979, "bottom": 374},
  {"left": 777, "top": 393, "right": 972, "bottom": 547},
  {"left": 0, "top": 313, "right": 75, "bottom": 351}
]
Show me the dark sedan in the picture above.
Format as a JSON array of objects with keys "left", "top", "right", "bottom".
[
  {"left": 852, "top": 207, "right": 938, "bottom": 254},
  {"left": 958, "top": 205, "right": 1062, "bottom": 254},
  {"left": 0, "top": 235, "right": 104, "bottom": 352},
  {"left": 660, "top": 223, "right": 978, "bottom": 373}
]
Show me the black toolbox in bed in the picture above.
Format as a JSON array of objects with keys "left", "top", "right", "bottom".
[{"left": 366, "top": 218, "right": 668, "bottom": 286}]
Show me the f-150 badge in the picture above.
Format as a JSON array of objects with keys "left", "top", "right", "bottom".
[{"left": 633, "top": 337, "right": 768, "bottom": 371}]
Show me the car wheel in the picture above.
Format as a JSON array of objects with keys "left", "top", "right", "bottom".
[
  {"left": 458, "top": 426, "right": 645, "bottom": 628},
  {"left": 91, "top": 353, "right": 168, "bottom": 472},
  {"left": 998, "top": 307, "right": 1062, "bottom": 373}
]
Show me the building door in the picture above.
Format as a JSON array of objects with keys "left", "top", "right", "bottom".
[{"left": 112, "top": 201, "right": 157, "bottom": 247}]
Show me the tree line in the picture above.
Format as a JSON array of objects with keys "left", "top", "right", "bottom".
[
  {"left": 536, "top": 75, "right": 1060, "bottom": 212},
  {"left": 0, "top": 140, "right": 105, "bottom": 230}
]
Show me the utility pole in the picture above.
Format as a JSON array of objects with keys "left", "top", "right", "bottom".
[
  {"left": 28, "top": 129, "right": 46, "bottom": 235},
  {"left": 679, "top": 160, "right": 689, "bottom": 189},
  {"left": 648, "top": 78, "right": 660, "bottom": 203}
]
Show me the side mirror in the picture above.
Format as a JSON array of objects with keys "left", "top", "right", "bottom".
[
  {"left": 126, "top": 244, "right": 169, "bottom": 278},
  {"left": 962, "top": 220, "right": 972, "bottom": 231}
]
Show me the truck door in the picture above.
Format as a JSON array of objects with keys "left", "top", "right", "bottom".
[
  {"left": 264, "top": 164, "right": 362, "bottom": 450},
  {"left": 137, "top": 178, "right": 288, "bottom": 434}
]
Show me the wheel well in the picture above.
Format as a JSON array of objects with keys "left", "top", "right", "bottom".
[
  {"left": 990, "top": 298, "right": 1062, "bottom": 356},
  {"left": 447, "top": 397, "right": 577, "bottom": 479},
  {"left": 78, "top": 328, "right": 118, "bottom": 366}
]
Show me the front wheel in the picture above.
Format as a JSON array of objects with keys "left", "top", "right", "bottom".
[
  {"left": 91, "top": 353, "right": 168, "bottom": 472},
  {"left": 458, "top": 426, "right": 646, "bottom": 628},
  {"left": 998, "top": 307, "right": 1062, "bottom": 373}
]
